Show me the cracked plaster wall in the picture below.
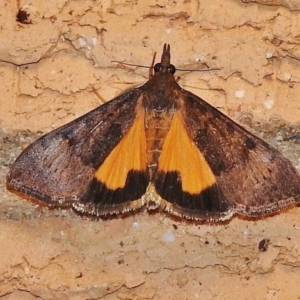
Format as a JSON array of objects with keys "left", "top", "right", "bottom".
[
  {"left": 1, "top": 0, "right": 300, "bottom": 299},
  {"left": 1, "top": 0, "right": 300, "bottom": 131}
]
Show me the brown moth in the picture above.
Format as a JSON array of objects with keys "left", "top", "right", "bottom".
[{"left": 7, "top": 44, "right": 300, "bottom": 221}]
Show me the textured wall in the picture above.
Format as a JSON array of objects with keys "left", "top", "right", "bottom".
[
  {"left": 1, "top": 1, "right": 300, "bottom": 299},
  {"left": 1, "top": 0, "right": 300, "bottom": 132}
]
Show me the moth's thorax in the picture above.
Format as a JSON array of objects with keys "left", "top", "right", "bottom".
[
  {"left": 141, "top": 72, "right": 181, "bottom": 107},
  {"left": 141, "top": 72, "right": 181, "bottom": 179}
]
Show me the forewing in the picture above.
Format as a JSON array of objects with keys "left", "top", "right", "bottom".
[
  {"left": 7, "top": 89, "right": 145, "bottom": 209},
  {"left": 180, "top": 89, "right": 300, "bottom": 218}
]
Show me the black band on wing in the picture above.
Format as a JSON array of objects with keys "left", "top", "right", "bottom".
[
  {"left": 154, "top": 171, "right": 230, "bottom": 216},
  {"left": 80, "top": 170, "right": 149, "bottom": 208}
]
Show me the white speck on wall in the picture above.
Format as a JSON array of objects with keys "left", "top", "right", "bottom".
[
  {"left": 263, "top": 96, "right": 274, "bottom": 109},
  {"left": 294, "top": 225, "right": 300, "bottom": 231},
  {"left": 235, "top": 90, "right": 245, "bottom": 99},
  {"left": 77, "top": 36, "right": 98, "bottom": 49},
  {"left": 243, "top": 228, "right": 251, "bottom": 236},
  {"left": 78, "top": 37, "right": 87, "bottom": 47},
  {"left": 283, "top": 72, "right": 291, "bottom": 82},
  {"left": 91, "top": 37, "right": 98, "bottom": 47},
  {"left": 162, "top": 231, "right": 175, "bottom": 243},
  {"left": 24, "top": 266, "right": 30, "bottom": 274},
  {"left": 194, "top": 54, "right": 205, "bottom": 62},
  {"left": 132, "top": 221, "right": 140, "bottom": 228},
  {"left": 266, "top": 51, "right": 273, "bottom": 58},
  {"left": 166, "top": 28, "right": 172, "bottom": 34}
]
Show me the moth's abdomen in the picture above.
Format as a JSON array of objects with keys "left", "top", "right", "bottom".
[{"left": 145, "top": 109, "right": 175, "bottom": 179}]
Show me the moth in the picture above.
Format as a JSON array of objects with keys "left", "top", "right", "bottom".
[{"left": 7, "top": 44, "right": 300, "bottom": 221}]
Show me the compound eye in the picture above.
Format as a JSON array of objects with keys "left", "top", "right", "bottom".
[
  {"left": 168, "top": 64, "right": 176, "bottom": 74},
  {"left": 154, "top": 63, "right": 161, "bottom": 73}
]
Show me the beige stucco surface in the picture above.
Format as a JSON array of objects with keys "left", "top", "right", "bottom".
[{"left": 1, "top": 0, "right": 300, "bottom": 299}]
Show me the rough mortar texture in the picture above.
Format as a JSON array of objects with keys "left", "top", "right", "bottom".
[{"left": 1, "top": 0, "right": 300, "bottom": 299}]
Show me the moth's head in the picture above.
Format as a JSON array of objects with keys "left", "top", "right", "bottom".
[{"left": 154, "top": 43, "right": 176, "bottom": 75}]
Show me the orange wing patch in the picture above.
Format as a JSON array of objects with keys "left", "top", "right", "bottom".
[
  {"left": 158, "top": 111, "right": 216, "bottom": 194},
  {"left": 95, "top": 109, "right": 147, "bottom": 189}
]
